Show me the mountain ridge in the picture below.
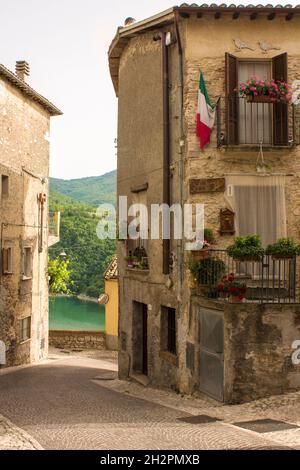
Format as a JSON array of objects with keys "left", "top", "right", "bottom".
[{"left": 50, "top": 169, "right": 116, "bottom": 207}]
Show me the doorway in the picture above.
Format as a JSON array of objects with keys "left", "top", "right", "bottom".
[
  {"left": 132, "top": 302, "right": 148, "bottom": 376},
  {"left": 199, "top": 308, "right": 224, "bottom": 402}
]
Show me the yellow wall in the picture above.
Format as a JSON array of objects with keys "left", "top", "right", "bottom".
[{"left": 105, "top": 279, "right": 118, "bottom": 342}]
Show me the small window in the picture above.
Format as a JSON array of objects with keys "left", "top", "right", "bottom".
[
  {"left": 161, "top": 307, "right": 177, "bottom": 356},
  {"left": 20, "top": 317, "right": 31, "bottom": 342},
  {"left": 22, "top": 247, "right": 32, "bottom": 279},
  {"left": 1, "top": 175, "right": 9, "bottom": 197},
  {"left": 2, "top": 243, "right": 13, "bottom": 274}
]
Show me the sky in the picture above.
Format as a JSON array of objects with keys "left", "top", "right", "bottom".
[{"left": 0, "top": 1, "right": 298, "bottom": 180}]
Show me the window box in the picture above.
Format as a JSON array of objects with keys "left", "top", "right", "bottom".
[{"left": 246, "top": 95, "right": 274, "bottom": 104}]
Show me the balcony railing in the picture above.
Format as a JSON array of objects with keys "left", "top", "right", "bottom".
[
  {"left": 126, "top": 238, "right": 149, "bottom": 270},
  {"left": 193, "top": 249, "right": 300, "bottom": 304},
  {"left": 48, "top": 212, "right": 60, "bottom": 247},
  {"left": 216, "top": 95, "right": 300, "bottom": 147}
]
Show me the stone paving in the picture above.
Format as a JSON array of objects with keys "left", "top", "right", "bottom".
[
  {"left": 0, "top": 349, "right": 299, "bottom": 450},
  {"left": 0, "top": 415, "right": 42, "bottom": 450}
]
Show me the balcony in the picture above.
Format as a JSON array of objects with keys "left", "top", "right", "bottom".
[
  {"left": 192, "top": 249, "right": 300, "bottom": 304},
  {"left": 217, "top": 95, "right": 300, "bottom": 149},
  {"left": 125, "top": 238, "right": 149, "bottom": 271},
  {"left": 48, "top": 212, "right": 60, "bottom": 247}
]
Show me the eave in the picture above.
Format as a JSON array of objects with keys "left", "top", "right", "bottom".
[
  {"left": 108, "top": 4, "right": 300, "bottom": 97},
  {"left": 0, "top": 64, "right": 63, "bottom": 117}
]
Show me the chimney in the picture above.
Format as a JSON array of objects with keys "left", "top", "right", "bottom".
[
  {"left": 15, "top": 61, "right": 30, "bottom": 81},
  {"left": 124, "top": 17, "right": 136, "bottom": 26}
]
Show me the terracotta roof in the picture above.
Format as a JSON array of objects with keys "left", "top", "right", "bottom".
[
  {"left": 104, "top": 256, "right": 118, "bottom": 280},
  {"left": 0, "top": 64, "right": 62, "bottom": 116},
  {"left": 108, "top": 4, "right": 300, "bottom": 96},
  {"left": 178, "top": 3, "right": 300, "bottom": 8}
]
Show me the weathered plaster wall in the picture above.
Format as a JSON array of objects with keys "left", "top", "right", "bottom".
[
  {"left": 105, "top": 279, "right": 119, "bottom": 350},
  {"left": 0, "top": 76, "right": 51, "bottom": 367},
  {"left": 116, "top": 14, "right": 300, "bottom": 401},
  {"left": 117, "top": 30, "right": 184, "bottom": 388},
  {"left": 224, "top": 303, "right": 300, "bottom": 404}
]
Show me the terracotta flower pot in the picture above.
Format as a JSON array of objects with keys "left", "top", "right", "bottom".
[
  {"left": 247, "top": 95, "right": 274, "bottom": 103},
  {"left": 191, "top": 249, "right": 211, "bottom": 261},
  {"left": 271, "top": 254, "right": 294, "bottom": 260},
  {"left": 229, "top": 295, "right": 245, "bottom": 303}
]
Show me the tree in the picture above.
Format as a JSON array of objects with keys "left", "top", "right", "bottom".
[{"left": 48, "top": 257, "right": 72, "bottom": 294}]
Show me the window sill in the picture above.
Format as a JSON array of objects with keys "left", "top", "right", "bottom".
[
  {"left": 159, "top": 351, "right": 178, "bottom": 367},
  {"left": 3, "top": 272, "right": 13, "bottom": 276},
  {"left": 22, "top": 276, "right": 32, "bottom": 281},
  {"left": 223, "top": 144, "right": 294, "bottom": 152},
  {"left": 126, "top": 268, "right": 150, "bottom": 275}
]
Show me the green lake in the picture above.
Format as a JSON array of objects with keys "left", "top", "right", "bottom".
[{"left": 49, "top": 296, "right": 105, "bottom": 331}]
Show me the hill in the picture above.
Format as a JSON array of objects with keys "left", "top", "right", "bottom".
[
  {"left": 50, "top": 170, "right": 117, "bottom": 207},
  {"left": 49, "top": 189, "right": 116, "bottom": 298}
]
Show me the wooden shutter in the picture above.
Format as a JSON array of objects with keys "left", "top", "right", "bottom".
[
  {"left": 225, "top": 53, "right": 239, "bottom": 145},
  {"left": 272, "top": 53, "right": 288, "bottom": 146},
  {"left": 2, "top": 248, "right": 9, "bottom": 273}
]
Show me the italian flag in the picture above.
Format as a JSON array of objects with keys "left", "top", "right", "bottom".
[{"left": 196, "top": 72, "right": 219, "bottom": 150}]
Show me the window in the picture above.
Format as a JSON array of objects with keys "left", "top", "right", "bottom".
[
  {"left": 1, "top": 175, "right": 9, "bottom": 198},
  {"left": 238, "top": 61, "right": 272, "bottom": 145},
  {"left": 22, "top": 247, "right": 32, "bottom": 279},
  {"left": 2, "top": 242, "right": 13, "bottom": 274},
  {"left": 225, "top": 52, "right": 289, "bottom": 146},
  {"left": 226, "top": 175, "right": 286, "bottom": 247},
  {"left": 161, "top": 307, "right": 177, "bottom": 356},
  {"left": 20, "top": 317, "right": 31, "bottom": 342}
]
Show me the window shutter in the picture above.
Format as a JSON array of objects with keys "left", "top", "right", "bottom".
[
  {"left": 2, "top": 248, "right": 8, "bottom": 273},
  {"left": 272, "top": 53, "right": 288, "bottom": 146},
  {"left": 225, "top": 53, "right": 239, "bottom": 145}
]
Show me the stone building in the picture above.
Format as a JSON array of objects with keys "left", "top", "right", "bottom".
[
  {"left": 109, "top": 4, "right": 300, "bottom": 403},
  {"left": 0, "top": 61, "right": 62, "bottom": 367}
]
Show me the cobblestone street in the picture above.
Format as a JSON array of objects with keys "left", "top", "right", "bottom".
[{"left": 0, "top": 350, "right": 299, "bottom": 450}]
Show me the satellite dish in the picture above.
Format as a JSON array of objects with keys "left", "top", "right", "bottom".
[{"left": 98, "top": 293, "right": 109, "bottom": 305}]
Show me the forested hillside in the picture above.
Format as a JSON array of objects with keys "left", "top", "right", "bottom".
[
  {"left": 49, "top": 189, "right": 116, "bottom": 298},
  {"left": 50, "top": 170, "right": 116, "bottom": 207}
]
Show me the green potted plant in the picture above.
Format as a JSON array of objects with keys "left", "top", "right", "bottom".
[
  {"left": 218, "top": 274, "right": 248, "bottom": 303},
  {"left": 227, "top": 235, "right": 264, "bottom": 262},
  {"left": 266, "top": 238, "right": 300, "bottom": 260},
  {"left": 188, "top": 257, "right": 225, "bottom": 286}
]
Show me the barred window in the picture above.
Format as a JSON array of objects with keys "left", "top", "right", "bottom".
[
  {"left": 161, "top": 307, "right": 177, "bottom": 356},
  {"left": 20, "top": 317, "right": 31, "bottom": 342}
]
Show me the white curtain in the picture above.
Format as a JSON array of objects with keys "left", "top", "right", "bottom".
[
  {"left": 225, "top": 175, "right": 287, "bottom": 247},
  {"left": 238, "top": 61, "right": 272, "bottom": 145}
]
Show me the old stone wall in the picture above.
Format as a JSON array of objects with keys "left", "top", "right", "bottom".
[
  {"left": 224, "top": 303, "right": 300, "bottom": 404},
  {"left": 184, "top": 15, "right": 300, "bottom": 247},
  {"left": 49, "top": 330, "right": 106, "bottom": 351},
  {"left": 0, "top": 75, "right": 52, "bottom": 367}
]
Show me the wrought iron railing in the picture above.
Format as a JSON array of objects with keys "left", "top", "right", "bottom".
[
  {"left": 126, "top": 238, "right": 149, "bottom": 270},
  {"left": 193, "top": 249, "right": 300, "bottom": 304},
  {"left": 216, "top": 95, "right": 300, "bottom": 147},
  {"left": 48, "top": 212, "right": 60, "bottom": 238}
]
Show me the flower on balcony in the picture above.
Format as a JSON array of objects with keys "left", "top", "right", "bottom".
[
  {"left": 217, "top": 274, "right": 248, "bottom": 301},
  {"left": 237, "top": 76, "right": 292, "bottom": 103}
]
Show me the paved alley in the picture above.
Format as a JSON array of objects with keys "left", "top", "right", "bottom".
[{"left": 0, "top": 353, "right": 298, "bottom": 450}]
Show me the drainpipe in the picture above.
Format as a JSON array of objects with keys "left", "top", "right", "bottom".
[
  {"left": 153, "top": 31, "right": 171, "bottom": 275},
  {"left": 174, "top": 10, "right": 185, "bottom": 288}
]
